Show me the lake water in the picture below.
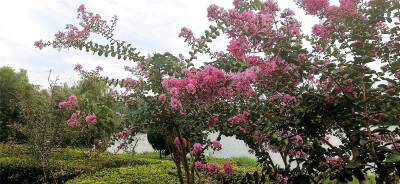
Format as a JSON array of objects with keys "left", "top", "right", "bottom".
[{"left": 107, "top": 126, "right": 398, "bottom": 167}]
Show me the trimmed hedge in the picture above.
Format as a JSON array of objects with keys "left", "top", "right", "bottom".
[
  {"left": 0, "top": 143, "right": 150, "bottom": 183},
  {"left": 67, "top": 161, "right": 180, "bottom": 184},
  {"left": 67, "top": 155, "right": 262, "bottom": 183},
  {"left": 1, "top": 143, "right": 263, "bottom": 183}
]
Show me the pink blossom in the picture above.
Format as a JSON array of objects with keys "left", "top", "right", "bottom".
[
  {"left": 293, "top": 135, "right": 303, "bottom": 142},
  {"left": 158, "top": 93, "right": 166, "bottom": 101},
  {"left": 85, "top": 113, "right": 97, "bottom": 125},
  {"left": 207, "top": 4, "right": 226, "bottom": 21},
  {"left": 67, "top": 110, "right": 80, "bottom": 127},
  {"left": 284, "top": 177, "right": 289, "bottom": 184},
  {"left": 212, "top": 141, "right": 222, "bottom": 149},
  {"left": 59, "top": 102, "right": 72, "bottom": 109},
  {"left": 110, "top": 90, "right": 116, "bottom": 95},
  {"left": 59, "top": 95, "right": 77, "bottom": 109},
  {"left": 228, "top": 37, "right": 249, "bottom": 60},
  {"left": 174, "top": 137, "right": 187, "bottom": 149},
  {"left": 217, "top": 51, "right": 224, "bottom": 57},
  {"left": 74, "top": 63, "right": 83, "bottom": 70},
  {"left": 170, "top": 97, "right": 182, "bottom": 109},
  {"left": 185, "top": 83, "right": 196, "bottom": 94},
  {"left": 195, "top": 161, "right": 207, "bottom": 171},
  {"left": 300, "top": 0, "right": 329, "bottom": 16},
  {"left": 190, "top": 143, "right": 202, "bottom": 155},
  {"left": 178, "top": 27, "right": 193, "bottom": 39},
  {"left": 68, "top": 95, "right": 77, "bottom": 105},
  {"left": 34, "top": 40, "right": 45, "bottom": 50},
  {"left": 223, "top": 162, "right": 233, "bottom": 175},
  {"left": 115, "top": 129, "right": 131, "bottom": 139},
  {"left": 96, "top": 66, "right": 103, "bottom": 71},
  {"left": 77, "top": 4, "right": 85, "bottom": 12},
  {"left": 297, "top": 53, "right": 307, "bottom": 61},
  {"left": 312, "top": 24, "right": 331, "bottom": 39},
  {"left": 207, "top": 114, "right": 219, "bottom": 127}
]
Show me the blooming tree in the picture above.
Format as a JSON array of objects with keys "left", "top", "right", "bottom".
[{"left": 36, "top": 0, "right": 400, "bottom": 183}]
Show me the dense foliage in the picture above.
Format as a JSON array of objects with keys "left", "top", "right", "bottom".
[{"left": 0, "top": 66, "right": 35, "bottom": 142}]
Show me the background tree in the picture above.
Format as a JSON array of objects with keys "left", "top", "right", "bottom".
[
  {"left": 147, "top": 125, "right": 171, "bottom": 158},
  {"left": 0, "top": 66, "right": 35, "bottom": 142}
]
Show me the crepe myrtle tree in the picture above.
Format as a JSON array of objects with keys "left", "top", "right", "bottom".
[
  {"left": 36, "top": 4, "right": 234, "bottom": 184},
  {"left": 36, "top": 0, "right": 400, "bottom": 183},
  {"left": 165, "top": 0, "right": 400, "bottom": 183}
]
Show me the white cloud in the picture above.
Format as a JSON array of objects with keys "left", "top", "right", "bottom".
[{"left": 0, "top": 0, "right": 319, "bottom": 88}]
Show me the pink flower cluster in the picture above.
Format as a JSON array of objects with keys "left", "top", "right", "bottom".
[
  {"left": 276, "top": 174, "right": 289, "bottom": 184},
  {"left": 96, "top": 66, "right": 103, "bottom": 71},
  {"left": 174, "top": 137, "right": 187, "bottom": 150},
  {"left": 190, "top": 143, "right": 202, "bottom": 155},
  {"left": 35, "top": 4, "right": 110, "bottom": 51},
  {"left": 312, "top": 24, "right": 331, "bottom": 39},
  {"left": 207, "top": 4, "right": 226, "bottom": 21},
  {"left": 288, "top": 149, "right": 308, "bottom": 159},
  {"left": 228, "top": 37, "right": 250, "bottom": 60},
  {"left": 59, "top": 95, "right": 77, "bottom": 109},
  {"left": 158, "top": 93, "right": 166, "bottom": 101},
  {"left": 178, "top": 27, "right": 193, "bottom": 40},
  {"left": 300, "top": 0, "right": 329, "bottom": 16},
  {"left": 85, "top": 113, "right": 97, "bottom": 125},
  {"left": 217, "top": 51, "right": 224, "bottom": 58},
  {"left": 369, "top": 113, "right": 385, "bottom": 121},
  {"left": 178, "top": 27, "right": 204, "bottom": 45},
  {"left": 34, "top": 40, "right": 45, "bottom": 50},
  {"left": 372, "top": 134, "right": 382, "bottom": 142},
  {"left": 207, "top": 114, "right": 219, "bottom": 127},
  {"left": 252, "top": 130, "right": 267, "bottom": 142},
  {"left": 74, "top": 63, "right": 83, "bottom": 70},
  {"left": 164, "top": 65, "right": 251, "bottom": 113},
  {"left": 67, "top": 110, "right": 81, "bottom": 127},
  {"left": 115, "top": 129, "right": 131, "bottom": 139},
  {"left": 319, "top": 155, "right": 350, "bottom": 168},
  {"left": 228, "top": 111, "right": 249, "bottom": 127},
  {"left": 212, "top": 141, "right": 222, "bottom": 149},
  {"left": 195, "top": 161, "right": 233, "bottom": 176},
  {"left": 324, "top": 0, "right": 358, "bottom": 22}
]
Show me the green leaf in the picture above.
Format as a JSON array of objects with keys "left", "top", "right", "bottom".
[
  {"left": 386, "top": 153, "right": 400, "bottom": 163},
  {"left": 360, "top": 139, "right": 368, "bottom": 146},
  {"left": 345, "top": 161, "right": 355, "bottom": 169}
]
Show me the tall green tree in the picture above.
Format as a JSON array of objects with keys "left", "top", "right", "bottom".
[{"left": 0, "top": 66, "right": 35, "bottom": 142}]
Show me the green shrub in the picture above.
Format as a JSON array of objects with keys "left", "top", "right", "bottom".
[{"left": 67, "top": 161, "right": 179, "bottom": 184}]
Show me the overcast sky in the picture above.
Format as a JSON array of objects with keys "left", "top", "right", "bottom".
[{"left": 0, "top": 0, "right": 324, "bottom": 89}]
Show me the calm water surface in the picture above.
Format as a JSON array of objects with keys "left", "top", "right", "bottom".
[{"left": 107, "top": 126, "right": 398, "bottom": 167}]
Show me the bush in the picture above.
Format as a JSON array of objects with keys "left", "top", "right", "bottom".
[{"left": 147, "top": 126, "right": 171, "bottom": 158}]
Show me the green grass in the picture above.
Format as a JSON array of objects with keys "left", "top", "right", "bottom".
[{"left": 229, "top": 156, "right": 258, "bottom": 167}]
